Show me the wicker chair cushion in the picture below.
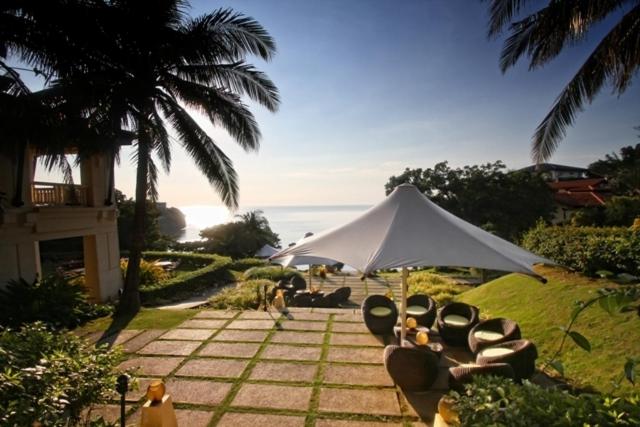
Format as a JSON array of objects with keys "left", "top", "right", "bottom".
[
  {"left": 443, "top": 314, "right": 469, "bottom": 326},
  {"left": 474, "top": 330, "right": 505, "bottom": 341},
  {"left": 407, "top": 305, "right": 428, "bottom": 316},
  {"left": 479, "top": 347, "right": 514, "bottom": 357},
  {"left": 370, "top": 306, "right": 393, "bottom": 317}
]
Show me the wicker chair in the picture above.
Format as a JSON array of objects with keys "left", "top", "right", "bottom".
[
  {"left": 468, "top": 318, "right": 521, "bottom": 354},
  {"left": 448, "top": 363, "right": 515, "bottom": 391},
  {"left": 362, "top": 295, "right": 398, "bottom": 335},
  {"left": 436, "top": 302, "right": 480, "bottom": 347},
  {"left": 406, "top": 294, "right": 437, "bottom": 328},
  {"left": 476, "top": 339, "right": 538, "bottom": 381},
  {"left": 292, "top": 293, "right": 312, "bottom": 307},
  {"left": 330, "top": 287, "right": 351, "bottom": 304},
  {"left": 291, "top": 275, "right": 307, "bottom": 291},
  {"left": 383, "top": 345, "right": 439, "bottom": 391}
]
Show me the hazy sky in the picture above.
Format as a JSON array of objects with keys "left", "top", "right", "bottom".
[{"left": 37, "top": 0, "right": 640, "bottom": 207}]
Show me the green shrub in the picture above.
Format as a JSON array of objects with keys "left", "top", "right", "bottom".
[
  {"left": 208, "top": 279, "right": 276, "bottom": 309},
  {"left": 521, "top": 222, "right": 640, "bottom": 276},
  {"left": 0, "top": 276, "right": 113, "bottom": 329},
  {"left": 0, "top": 323, "right": 124, "bottom": 426},
  {"left": 229, "top": 257, "right": 267, "bottom": 271},
  {"left": 120, "top": 258, "right": 169, "bottom": 286},
  {"left": 450, "top": 375, "right": 640, "bottom": 426},
  {"left": 243, "top": 265, "right": 302, "bottom": 282},
  {"left": 139, "top": 252, "right": 233, "bottom": 305},
  {"left": 407, "top": 271, "right": 471, "bottom": 305}
]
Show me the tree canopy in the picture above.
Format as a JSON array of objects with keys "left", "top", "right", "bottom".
[
  {"left": 385, "top": 161, "right": 555, "bottom": 241},
  {"left": 589, "top": 144, "right": 640, "bottom": 196}
]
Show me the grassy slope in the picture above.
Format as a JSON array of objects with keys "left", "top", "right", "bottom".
[
  {"left": 457, "top": 266, "right": 639, "bottom": 395},
  {"left": 77, "top": 309, "right": 197, "bottom": 334}
]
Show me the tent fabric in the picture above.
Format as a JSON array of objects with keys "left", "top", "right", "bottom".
[
  {"left": 270, "top": 184, "right": 552, "bottom": 276},
  {"left": 255, "top": 244, "right": 280, "bottom": 258},
  {"left": 270, "top": 234, "right": 341, "bottom": 267}
]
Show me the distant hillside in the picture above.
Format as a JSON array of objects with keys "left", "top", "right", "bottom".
[
  {"left": 457, "top": 266, "right": 639, "bottom": 395},
  {"left": 156, "top": 203, "right": 186, "bottom": 237}
]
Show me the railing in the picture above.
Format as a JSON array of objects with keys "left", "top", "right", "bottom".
[{"left": 31, "top": 181, "right": 88, "bottom": 206}]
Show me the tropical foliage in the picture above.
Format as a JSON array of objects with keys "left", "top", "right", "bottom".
[
  {"left": 208, "top": 279, "right": 275, "bottom": 310},
  {"left": 486, "top": 0, "right": 640, "bottom": 162},
  {"left": 0, "top": 323, "right": 123, "bottom": 427},
  {"left": 199, "top": 210, "right": 280, "bottom": 258},
  {"left": 407, "top": 271, "right": 472, "bottom": 305},
  {"left": 589, "top": 144, "right": 640, "bottom": 196},
  {"left": 386, "top": 161, "right": 554, "bottom": 240},
  {"left": 243, "top": 265, "right": 302, "bottom": 282}
]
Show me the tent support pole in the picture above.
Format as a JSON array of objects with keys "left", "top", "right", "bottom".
[
  {"left": 401, "top": 267, "right": 408, "bottom": 347},
  {"left": 309, "top": 266, "right": 312, "bottom": 289}
]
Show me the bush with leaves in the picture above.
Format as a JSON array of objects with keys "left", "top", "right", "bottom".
[
  {"left": 208, "top": 279, "right": 275, "bottom": 310},
  {"left": 120, "top": 258, "right": 168, "bottom": 286},
  {"left": 229, "top": 257, "right": 267, "bottom": 272},
  {"left": 0, "top": 323, "right": 123, "bottom": 426},
  {"left": 407, "top": 271, "right": 471, "bottom": 305},
  {"left": 0, "top": 276, "right": 113, "bottom": 329},
  {"left": 243, "top": 265, "right": 302, "bottom": 282},
  {"left": 450, "top": 375, "right": 640, "bottom": 426}
]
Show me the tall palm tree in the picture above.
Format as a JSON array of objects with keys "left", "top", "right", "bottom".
[
  {"left": 486, "top": 0, "right": 640, "bottom": 163},
  {"left": 2, "top": 0, "right": 279, "bottom": 314}
]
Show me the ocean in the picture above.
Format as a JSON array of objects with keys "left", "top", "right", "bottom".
[{"left": 177, "top": 204, "right": 371, "bottom": 247}]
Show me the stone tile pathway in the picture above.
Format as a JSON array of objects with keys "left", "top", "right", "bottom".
[{"left": 91, "top": 307, "right": 458, "bottom": 426}]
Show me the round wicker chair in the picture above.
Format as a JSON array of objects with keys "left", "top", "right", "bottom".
[
  {"left": 292, "top": 293, "right": 312, "bottom": 307},
  {"left": 476, "top": 339, "right": 538, "bottom": 381},
  {"left": 330, "top": 287, "right": 351, "bottom": 304},
  {"left": 383, "top": 344, "right": 439, "bottom": 391},
  {"left": 406, "top": 294, "right": 437, "bottom": 328},
  {"left": 448, "top": 363, "right": 515, "bottom": 391},
  {"left": 362, "top": 295, "right": 398, "bottom": 335},
  {"left": 468, "top": 318, "right": 521, "bottom": 354},
  {"left": 436, "top": 302, "right": 480, "bottom": 347},
  {"left": 291, "top": 275, "right": 307, "bottom": 291}
]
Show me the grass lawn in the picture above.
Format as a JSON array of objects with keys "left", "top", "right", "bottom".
[
  {"left": 457, "top": 265, "right": 639, "bottom": 395},
  {"left": 77, "top": 308, "right": 198, "bottom": 335}
]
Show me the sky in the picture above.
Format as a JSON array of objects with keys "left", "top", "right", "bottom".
[{"left": 33, "top": 0, "right": 640, "bottom": 208}]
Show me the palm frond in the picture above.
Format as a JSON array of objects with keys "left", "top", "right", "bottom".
[
  {"left": 531, "top": 4, "right": 640, "bottom": 163},
  {"left": 157, "top": 94, "right": 239, "bottom": 209},
  {"left": 487, "top": 0, "right": 531, "bottom": 37},
  {"left": 147, "top": 156, "right": 159, "bottom": 202},
  {"left": 150, "top": 107, "right": 172, "bottom": 173},
  {"left": 162, "top": 74, "right": 261, "bottom": 151},
  {"left": 174, "top": 62, "right": 279, "bottom": 112}
]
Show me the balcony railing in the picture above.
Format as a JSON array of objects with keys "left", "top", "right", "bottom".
[{"left": 31, "top": 181, "right": 88, "bottom": 206}]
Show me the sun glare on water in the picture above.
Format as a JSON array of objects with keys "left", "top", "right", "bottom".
[{"left": 180, "top": 205, "right": 232, "bottom": 230}]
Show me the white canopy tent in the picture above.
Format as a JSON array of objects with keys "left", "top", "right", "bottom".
[
  {"left": 255, "top": 244, "right": 280, "bottom": 258},
  {"left": 271, "top": 235, "right": 342, "bottom": 287},
  {"left": 271, "top": 183, "right": 552, "bottom": 345}
]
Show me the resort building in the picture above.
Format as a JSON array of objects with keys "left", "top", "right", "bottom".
[{"left": 0, "top": 148, "right": 122, "bottom": 302}]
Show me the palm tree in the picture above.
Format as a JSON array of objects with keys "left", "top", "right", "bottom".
[
  {"left": 486, "top": 0, "right": 640, "bottom": 163},
  {"left": 3, "top": 0, "right": 279, "bottom": 314}
]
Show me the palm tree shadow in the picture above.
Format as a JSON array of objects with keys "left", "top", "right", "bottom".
[{"left": 96, "top": 311, "right": 138, "bottom": 348}]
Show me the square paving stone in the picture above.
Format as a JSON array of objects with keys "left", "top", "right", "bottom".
[
  {"left": 281, "top": 320, "right": 327, "bottom": 331},
  {"left": 127, "top": 377, "right": 154, "bottom": 402},
  {"left": 217, "top": 412, "right": 306, "bottom": 427},
  {"left": 323, "top": 364, "right": 393, "bottom": 386},
  {"left": 401, "top": 389, "right": 442, "bottom": 422},
  {"left": 331, "top": 323, "right": 369, "bottom": 333},
  {"left": 316, "top": 420, "right": 403, "bottom": 427},
  {"left": 199, "top": 342, "right": 260, "bottom": 358},
  {"left": 318, "top": 388, "right": 401, "bottom": 416},
  {"left": 174, "top": 409, "right": 214, "bottom": 427},
  {"left": 213, "top": 329, "right": 269, "bottom": 342},
  {"left": 261, "top": 344, "right": 322, "bottom": 361},
  {"left": 232, "top": 383, "right": 313, "bottom": 411},
  {"left": 100, "top": 329, "right": 142, "bottom": 347},
  {"left": 122, "top": 330, "right": 167, "bottom": 353},
  {"left": 238, "top": 311, "right": 280, "bottom": 320},
  {"left": 176, "top": 358, "right": 248, "bottom": 378},
  {"left": 137, "top": 340, "right": 200, "bottom": 356},
  {"left": 178, "top": 319, "right": 228, "bottom": 329},
  {"left": 250, "top": 361, "right": 318, "bottom": 382},
  {"left": 288, "top": 312, "right": 330, "bottom": 321},
  {"left": 164, "top": 378, "right": 233, "bottom": 405},
  {"left": 326, "top": 347, "right": 382, "bottom": 364},
  {"left": 194, "top": 310, "right": 238, "bottom": 319},
  {"left": 333, "top": 313, "right": 363, "bottom": 323},
  {"left": 226, "top": 319, "right": 277, "bottom": 330},
  {"left": 160, "top": 329, "right": 214, "bottom": 341},
  {"left": 271, "top": 331, "right": 325, "bottom": 344},
  {"left": 85, "top": 404, "right": 132, "bottom": 423},
  {"left": 118, "top": 356, "right": 184, "bottom": 376},
  {"left": 330, "top": 333, "right": 384, "bottom": 347}
]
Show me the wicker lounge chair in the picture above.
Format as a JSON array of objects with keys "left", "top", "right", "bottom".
[
  {"left": 384, "top": 344, "right": 439, "bottom": 391},
  {"left": 448, "top": 363, "right": 515, "bottom": 391},
  {"left": 291, "top": 275, "right": 307, "bottom": 291},
  {"left": 476, "top": 339, "right": 538, "bottom": 381},
  {"left": 362, "top": 295, "right": 398, "bottom": 335},
  {"left": 406, "top": 294, "right": 437, "bottom": 328},
  {"left": 468, "top": 318, "right": 521, "bottom": 354},
  {"left": 436, "top": 302, "right": 479, "bottom": 347},
  {"left": 330, "top": 286, "right": 351, "bottom": 304}
]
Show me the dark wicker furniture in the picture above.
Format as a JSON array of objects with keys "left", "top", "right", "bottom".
[
  {"left": 406, "top": 294, "right": 437, "bottom": 328},
  {"left": 436, "top": 302, "right": 480, "bottom": 347},
  {"left": 476, "top": 339, "right": 538, "bottom": 381},
  {"left": 362, "top": 295, "right": 398, "bottom": 335},
  {"left": 383, "top": 344, "right": 440, "bottom": 391},
  {"left": 468, "top": 318, "right": 521, "bottom": 354},
  {"left": 448, "top": 363, "right": 515, "bottom": 391},
  {"left": 291, "top": 275, "right": 307, "bottom": 291}
]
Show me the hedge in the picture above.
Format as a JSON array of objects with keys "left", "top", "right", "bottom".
[
  {"left": 139, "top": 251, "right": 233, "bottom": 305},
  {"left": 229, "top": 257, "right": 267, "bottom": 272},
  {"left": 521, "top": 223, "right": 640, "bottom": 276}
]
